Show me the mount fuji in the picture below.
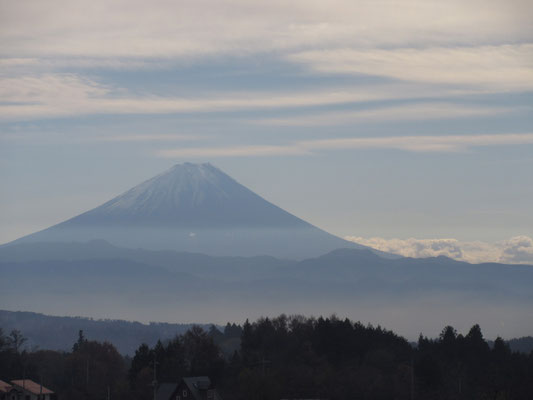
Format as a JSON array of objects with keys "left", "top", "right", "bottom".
[
  {"left": 8, "top": 163, "right": 371, "bottom": 259},
  {"left": 3, "top": 163, "right": 533, "bottom": 338}
]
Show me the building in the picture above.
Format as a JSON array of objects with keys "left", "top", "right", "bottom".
[
  {"left": 156, "top": 377, "right": 222, "bottom": 400},
  {"left": 0, "top": 380, "right": 55, "bottom": 400},
  {"left": 0, "top": 380, "right": 12, "bottom": 400}
]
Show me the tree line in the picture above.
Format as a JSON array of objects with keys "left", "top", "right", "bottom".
[{"left": 1, "top": 316, "right": 532, "bottom": 399}]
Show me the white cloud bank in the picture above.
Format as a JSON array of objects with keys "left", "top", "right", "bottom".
[{"left": 345, "top": 235, "right": 533, "bottom": 264}]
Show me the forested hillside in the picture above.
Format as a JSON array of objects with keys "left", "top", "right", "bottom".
[
  {"left": 0, "top": 310, "right": 207, "bottom": 355},
  {"left": 1, "top": 315, "right": 532, "bottom": 399}
]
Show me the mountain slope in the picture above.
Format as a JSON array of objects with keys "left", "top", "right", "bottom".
[{"left": 6, "top": 163, "right": 371, "bottom": 259}]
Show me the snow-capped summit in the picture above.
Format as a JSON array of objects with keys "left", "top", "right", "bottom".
[
  {"left": 73, "top": 162, "right": 310, "bottom": 228},
  {"left": 104, "top": 163, "right": 231, "bottom": 212},
  {"left": 8, "top": 163, "right": 366, "bottom": 259}
]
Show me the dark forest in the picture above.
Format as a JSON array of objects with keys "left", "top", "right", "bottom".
[{"left": 2, "top": 315, "right": 532, "bottom": 400}]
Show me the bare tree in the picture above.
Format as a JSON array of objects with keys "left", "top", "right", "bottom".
[{"left": 8, "top": 329, "right": 27, "bottom": 353}]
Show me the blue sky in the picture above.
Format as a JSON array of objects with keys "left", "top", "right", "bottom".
[{"left": 1, "top": 0, "right": 532, "bottom": 263}]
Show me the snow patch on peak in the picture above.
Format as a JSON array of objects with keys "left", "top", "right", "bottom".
[
  {"left": 98, "top": 162, "right": 234, "bottom": 214},
  {"left": 54, "top": 162, "right": 313, "bottom": 229}
]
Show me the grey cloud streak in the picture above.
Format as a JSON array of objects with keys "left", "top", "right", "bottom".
[{"left": 156, "top": 133, "right": 533, "bottom": 157}]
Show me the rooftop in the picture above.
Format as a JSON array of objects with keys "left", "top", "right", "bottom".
[
  {"left": 0, "top": 380, "right": 11, "bottom": 393},
  {"left": 11, "top": 379, "right": 54, "bottom": 395}
]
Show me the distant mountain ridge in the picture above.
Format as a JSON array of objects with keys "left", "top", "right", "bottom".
[
  {"left": 0, "top": 309, "right": 209, "bottom": 355},
  {"left": 1, "top": 241, "right": 532, "bottom": 339},
  {"left": 6, "top": 163, "right": 376, "bottom": 259}
]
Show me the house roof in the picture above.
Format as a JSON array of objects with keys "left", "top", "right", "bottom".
[
  {"left": 183, "top": 376, "right": 210, "bottom": 399},
  {"left": 11, "top": 380, "right": 54, "bottom": 395},
  {"left": 156, "top": 377, "right": 222, "bottom": 400},
  {"left": 182, "top": 377, "right": 222, "bottom": 400},
  {"left": 0, "top": 380, "right": 11, "bottom": 393},
  {"left": 156, "top": 383, "right": 178, "bottom": 400}
]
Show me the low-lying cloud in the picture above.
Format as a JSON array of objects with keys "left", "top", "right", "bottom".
[{"left": 345, "top": 235, "right": 533, "bottom": 264}]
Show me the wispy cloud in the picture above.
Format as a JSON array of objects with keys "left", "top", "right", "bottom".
[
  {"left": 3, "top": 71, "right": 529, "bottom": 123},
  {"left": 254, "top": 102, "right": 522, "bottom": 126},
  {"left": 158, "top": 145, "right": 310, "bottom": 158},
  {"left": 2, "top": 73, "right": 512, "bottom": 121},
  {"left": 93, "top": 134, "right": 205, "bottom": 143},
  {"left": 157, "top": 133, "right": 533, "bottom": 158},
  {"left": 0, "top": 56, "right": 168, "bottom": 70},
  {"left": 0, "top": 129, "right": 209, "bottom": 145},
  {"left": 345, "top": 235, "right": 533, "bottom": 264},
  {"left": 1, "top": 1, "right": 531, "bottom": 124},
  {"left": 290, "top": 44, "right": 533, "bottom": 91},
  {"left": 0, "top": 74, "right": 358, "bottom": 120},
  {"left": 304, "top": 133, "right": 533, "bottom": 152},
  {"left": 2, "top": 1, "right": 530, "bottom": 60}
]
